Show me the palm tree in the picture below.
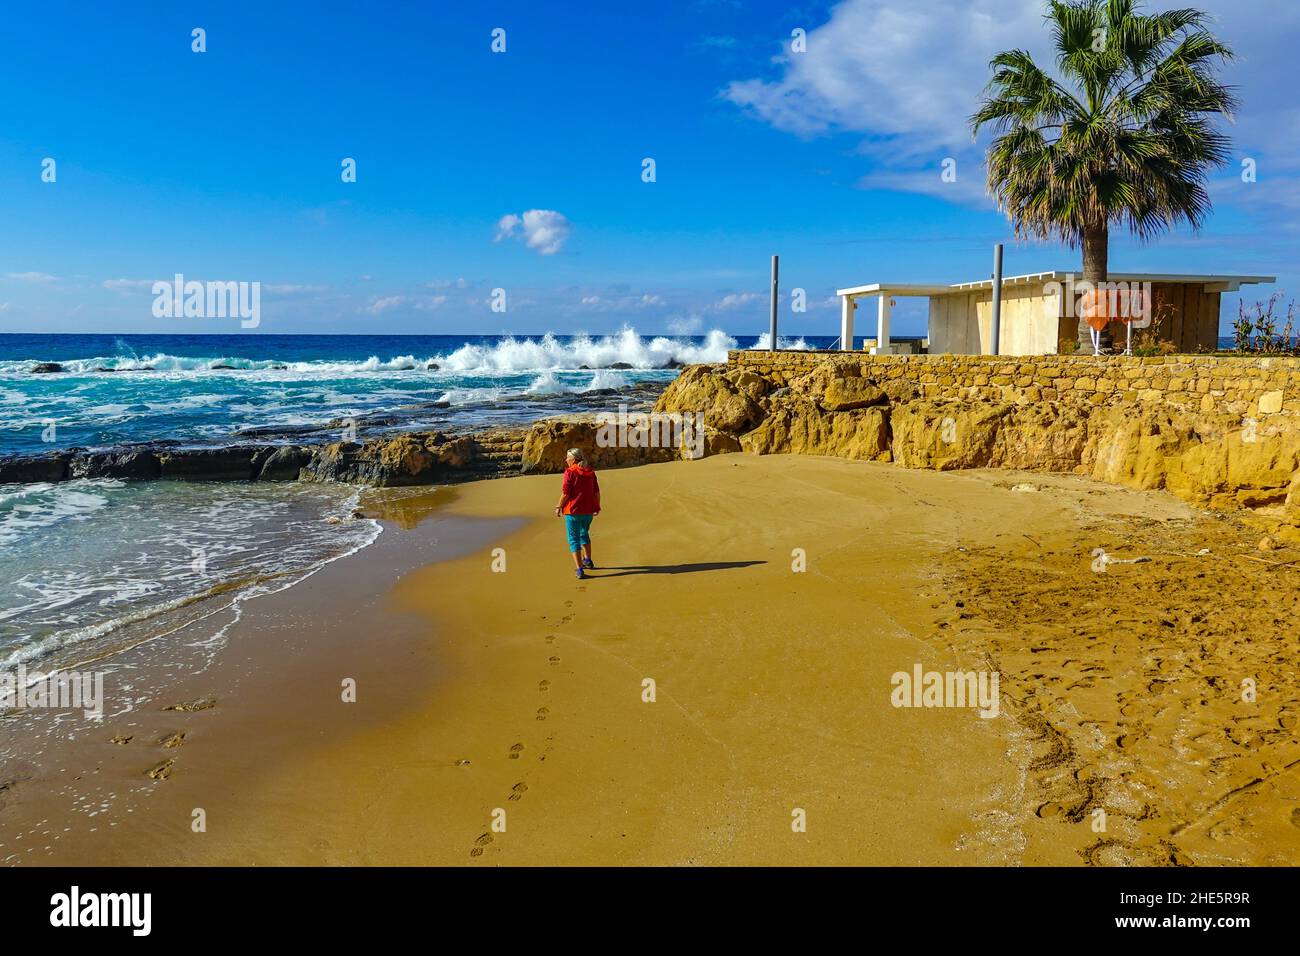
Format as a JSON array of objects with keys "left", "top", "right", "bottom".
[{"left": 971, "top": 0, "right": 1235, "bottom": 349}]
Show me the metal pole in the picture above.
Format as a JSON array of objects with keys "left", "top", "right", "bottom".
[
  {"left": 990, "top": 243, "right": 1004, "bottom": 355},
  {"left": 769, "top": 255, "right": 779, "bottom": 351}
]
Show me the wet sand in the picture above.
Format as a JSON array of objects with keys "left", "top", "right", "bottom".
[
  {"left": 3, "top": 455, "right": 1297, "bottom": 865},
  {"left": 0, "top": 492, "right": 523, "bottom": 865}
]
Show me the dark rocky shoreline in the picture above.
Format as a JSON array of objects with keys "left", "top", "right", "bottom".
[
  {"left": 0, "top": 431, "right": 531, "bottom": 486},
  {"left": 0, "top": 380, "right": 669, "bottom": 487}
]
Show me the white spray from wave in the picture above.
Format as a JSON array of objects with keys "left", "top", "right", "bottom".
[
  {"left": 1, "top": 328, "right": 743, "bottom": 377},
  {"left": 521, "top": 368, "right": 631, "bottom": 397},
  {"left": 749, "top": 332, "right": 813, "bottom": 351},
  {"left": 440, "top": 328, "right": 737, "bottom": 372}
]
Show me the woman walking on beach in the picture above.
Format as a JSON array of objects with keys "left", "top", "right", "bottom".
[{"left": 555, "top": 448, "right": 600, "bottom": 580}]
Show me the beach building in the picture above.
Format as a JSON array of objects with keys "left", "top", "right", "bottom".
[{"left": 836, "top": 271, "right": 1276, "bottom": 356}]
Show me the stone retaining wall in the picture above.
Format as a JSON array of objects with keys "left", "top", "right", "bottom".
[{"left": 729, "top": 350, "right": 1300, "bottom": 421}]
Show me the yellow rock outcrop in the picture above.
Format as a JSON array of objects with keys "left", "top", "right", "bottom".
[{"left": 644, "top": 361, "right": 1300, "bottom": 534}]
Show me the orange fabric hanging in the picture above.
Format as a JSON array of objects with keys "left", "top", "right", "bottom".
[
  {"left": 1080, "top": 287, "right": 1146, "bottom": 330},
  {"left": 1119, "top": 289, "right": 1147, "bottom": 325}
]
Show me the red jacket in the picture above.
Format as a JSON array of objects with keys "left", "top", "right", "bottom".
[{"left": 561, "top": 465, "right": 601, "bottom": 515}]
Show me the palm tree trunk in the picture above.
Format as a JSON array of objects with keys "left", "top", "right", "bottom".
[{"left": 1080, "top": 225, "right": 1111, "bottom": 350}]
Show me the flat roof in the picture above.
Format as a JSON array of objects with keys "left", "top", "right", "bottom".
[{"left": 837, "top": 271, "right": 1277, "bottom": 298}]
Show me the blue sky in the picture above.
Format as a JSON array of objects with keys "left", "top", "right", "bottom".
[{"left": 1, "top": 0, "right": 1295, "bottom": 337}]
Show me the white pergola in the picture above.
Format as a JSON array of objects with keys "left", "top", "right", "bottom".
[
  {"left": 834, "top": 282, "right": 950, "bottom": 354},
  {"left": 835, "top": 272, "right": 1277, "bottom": 354}
]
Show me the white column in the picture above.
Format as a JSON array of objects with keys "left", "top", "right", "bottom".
[
  {"left": 840, "top": 295, "right": 856, "bottom": 351},
  {"left": 875, "top": 294, "right": 892, "bottom": 353}
]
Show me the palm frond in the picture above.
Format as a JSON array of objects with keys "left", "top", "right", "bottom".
[{"left": 970, "top": 0, "right": 1234, "bottom": 249}]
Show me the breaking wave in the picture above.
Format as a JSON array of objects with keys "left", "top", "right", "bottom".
[
  {"left": 439, "top": 328, "right": 736, "bottom": 372},
  {"left": 0, "top": 328, "right": 740, "bottom": 376}
]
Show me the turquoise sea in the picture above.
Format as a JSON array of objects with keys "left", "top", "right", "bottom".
[{"left": 0, "top": 329, "right": 817, "bottom": 675}]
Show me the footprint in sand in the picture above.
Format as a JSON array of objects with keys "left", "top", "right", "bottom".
[
  {"left": 509, "top": 782, "right": 528, "bottom": 802},
  {"left": 538, "top": 680, "right": 550, "bottom": 693},
  {"left": 470, "top": 832, "right": 493, "bottom": 858},
  {"left": 1207, "top": 820, "right": 1236, "bottom": 842},
  {"left": 545, "top": 634, "right": 556, "bottom": 644},
  {"left": 0, "top": 775, "right": 31, "bottom": 810},
  {"left": 1225, "top": 724, "right": 1260, "bottom": 748},
  {"left": 536, "top": 707, "right": 549, "bottom": 721},
  {"left": 509, "top": 743, "right": 524, "bottom": 759},
  {"left": 548, "top": 655, "right": 561, "bottom": 666},
  {"left": 163, "top": 697, "right": 216, "bottom": 713},
  {"left": 1080, "top": 838, "right": 1186, "bottom": 867}
]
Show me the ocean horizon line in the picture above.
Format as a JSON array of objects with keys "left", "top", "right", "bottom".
[{"left": 0, "top": 329, "right": 791, "bottom": 339}]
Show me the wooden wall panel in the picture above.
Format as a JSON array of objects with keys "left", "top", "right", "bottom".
[
  {"left": 1171, "top": 283, "right": 1188, "bottom": 349},
  {"left": 1152, "top": 283, "right": 1176, "bottom": 342},
  {"left": 1202, "top": 291, "right": 1221, "bottom": 350}
]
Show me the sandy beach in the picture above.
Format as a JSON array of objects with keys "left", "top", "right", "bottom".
[{"left": 5, "top": 453, "right": 1295, "bottom": 866}]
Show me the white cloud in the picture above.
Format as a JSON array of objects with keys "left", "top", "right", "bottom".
[
  {"left": 264, "top": 283, "right": 328, "bottom": 295},
  {"left": 494, "top": 209, "right": 572, "bottom": 255},
  {"left": 856, "top": 168, "right": 992, "bottom": 206},
  {"left": 575, "top": 291, "right": 668, "bottom": 312},
  {"left": 494, "top": 214, "right": 521, "bottom": 240},
  {"left": 723, "top": 0, "right": 1300, "bottom": 215},
  {"left": 723, "top": 0, "right": 1043, "bottom": 154},
  {"left": 714, "top": 292, "right": 764, "bottom": 310},
  {"left": 102, "top": 278, "right": 157, "bottom": 293},
  {"left": 366, "top": 296, "right": 408, "bottom": 315},
  {"left": 367, "top": 294, "right": 447, "bottom": 315},
  {"left": 6, "top": 271, "right": 60, "bottom": 284}
]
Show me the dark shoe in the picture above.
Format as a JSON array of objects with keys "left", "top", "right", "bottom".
[
  {"left": 574, "top": 568, "right": 585, "bottom": 580},
  {"left": 582, "top": 557, "right": 594, "bottom": 570}
]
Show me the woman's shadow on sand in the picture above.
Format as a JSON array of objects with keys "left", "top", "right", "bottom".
[{"left": 591, "top": 561, "right": 765, "bottom": 578}]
